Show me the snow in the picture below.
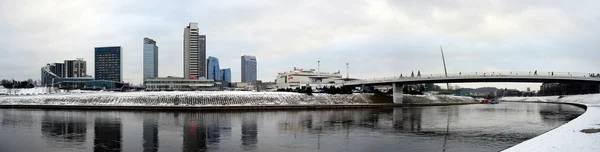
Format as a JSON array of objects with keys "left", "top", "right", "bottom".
[
  {"left": 0, "top": 91, "right": 370, "bottom": 106},
  {"left": 502, "top": 94, "right": 600, "bottom": 152},
  {"left": 404, "top": 94, "right": 476, "bottom": 103}
]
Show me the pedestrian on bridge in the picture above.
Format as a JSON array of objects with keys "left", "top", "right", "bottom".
[
  {"left": 534, "top": 70, "right": 537, "bottom": 75},
  {"left": 552, "top": 72, "right": 554, "bottom": 76}
]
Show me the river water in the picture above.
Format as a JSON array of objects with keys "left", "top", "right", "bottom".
[{"left": 0, "top": 102, "right": 584, "bottom": 152}]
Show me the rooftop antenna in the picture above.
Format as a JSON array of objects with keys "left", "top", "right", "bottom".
[{"left": 441, "top": 45, "right": 450, "bottom": 90}]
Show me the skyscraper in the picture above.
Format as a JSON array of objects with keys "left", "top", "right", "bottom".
[
  {"left": 241, "top": 55, "right": 257, "bottom": 83},
  {"left": 184, "top": 22, "right": 206, "bottom": 79},
  {"left": 143, "top": 38, "right": 158, "bottom": 80},
  {"left": 95, "top": 46, "right": 123, "bottom": 82},
  {"left": 206, "top": 56, "right": 221, "bottom": 81},
  {"left": 64, "top": 58, "right": 87, "bottom": 77},
  {"left": 220, "top": 68, "right": 231, "bottom": 83}
]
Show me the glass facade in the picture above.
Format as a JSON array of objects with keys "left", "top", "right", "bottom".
[
  {"left": 95, "top": 46, "right": 122, "bottom": 82},
  {"left": 220, "top": 68, "right": 231, "bottom": 83},
  {"left": 241, "top": 55, "right": 257, "bottom": 82},
  {"left": 207, "top": 56, "right": 221, "bottom": 81},
  {"left": 143, "top": 38, "right": 158, "bottom": 80}
]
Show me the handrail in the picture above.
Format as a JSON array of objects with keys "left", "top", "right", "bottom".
[{"left": 345, "top": 71, "right": 600, "bottom": 84}]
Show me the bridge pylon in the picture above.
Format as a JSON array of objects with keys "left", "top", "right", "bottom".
[{"left": 393, "top": 83, "right": 404, "bottom": 104}]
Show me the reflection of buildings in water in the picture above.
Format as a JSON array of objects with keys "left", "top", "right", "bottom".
[
  {"left": 143, "top": 116, "right": 159, "bottom": 152},
  {"left": 393, "top": 108, "right": 422, "bottom": 132},
  {"left": 1, "top": 110, "right": 35, "bottom": 127},
  {"left": 41, "top": 112, "right": 87, "bottom": 143},
  {"left": 183, "top": 114, "right": 206, "bottom": 152},
  {"left": 94, "top": 118, "right": 122, "bottom": 152},
  {"left": 241, "top": 116, "right": 258, "bottom": 151},
  {"left": 204, "top": 114, "right": 222, "bottom": 146}
]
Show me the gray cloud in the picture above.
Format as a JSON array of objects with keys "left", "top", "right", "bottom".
[{"left": 0, "top": 0, "right": 598, "bottom": 90}]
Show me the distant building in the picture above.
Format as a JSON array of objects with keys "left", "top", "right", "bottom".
[
  {"left": 95, "top": 46, "right": 123, "bottom": 82},
  {"left": 143, "top": 38, "right": 158, "bottom": 80},
  {"left": 274, "top": 68, "right": 346, "bottom": 89},
  {"left": 206, "top": 56, "right": 221, "bottom": 81},
  {"left": 241, "top": 55, "right": 257, "bottom": 83},
  {"left": 220, "top": 68, "right": 231, "bottom": 83},
  {"left": 144, "top": 77, "right": 215, "bottom": 91},
  {"left": 49, "top": 63, "right": 65, "bottom": 78},
  {"left": 183, "top": 22, "right": 206, "bottom": 79},
  {"left": 64, "top": 58, "right": 87, "bottom": 77}
]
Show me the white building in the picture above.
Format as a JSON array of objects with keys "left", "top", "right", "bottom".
[
  {"left": 144, "top": 76, "right": 214, "bottom": 91},
  {"left": 274, "top": 68, "right": 348, "bottom": 89}
]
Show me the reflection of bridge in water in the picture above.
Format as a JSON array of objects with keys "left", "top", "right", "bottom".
[{"left": 344, "top": 71, "right": 600, "bottom": 103}]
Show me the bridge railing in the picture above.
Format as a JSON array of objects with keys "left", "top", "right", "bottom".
[{"left": 347, "top": 71, "right": 600, "bottom": 84}]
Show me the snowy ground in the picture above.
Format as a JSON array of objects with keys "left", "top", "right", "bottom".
[
  {"left": 0, "top": 91, "right": 369, "bottom": 106},
  {"left": 0, "top": 87, "right": 96, "bottom": 95},
  {"left": 502, "top": 94, "right": 600, "bottom": 152}
]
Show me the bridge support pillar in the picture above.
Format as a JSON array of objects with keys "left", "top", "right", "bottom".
[{"left": 393, "top": 83, "right": 404, "bottom": 104}]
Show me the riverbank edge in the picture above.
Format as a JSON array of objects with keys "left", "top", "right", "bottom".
[
  {"left": 0, "top": 102, "right": 478, "bottom": 111},
  {"left": 501, "top": 100, "right": 600, "bottom": 152}
]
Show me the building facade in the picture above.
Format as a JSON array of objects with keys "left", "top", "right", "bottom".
[
  {"left": 241, "top": 55, "right": 257, "bottom": 82},
  {"left": 49, "top": 63, "right": 65, "bottom": 78},
  {"left": 206, "top": 56, "right": 221, "bottom": 81},
  {"left": 183, "top": 22, "right": 206, "bottom": 79},
  {"left": 274, "top": 68, "right": 345, "bottom": 89},
  {"left": 64, "top": 58, "right": 87, "bottom": 77},
  {"left": 220, "top": 68, "right": 231, "bottom": 83},
  {"left": 95, "top": 46, "right": 123, "bottom": 82},
  {"left": 144, "top": 77, "right": 215, "bottom": 91},
  {"left": 143, "top": 38, "right": 159, "bottom": 80}
]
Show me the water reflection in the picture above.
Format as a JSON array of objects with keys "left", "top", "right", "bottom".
[
  {"left": 41, "top": 112, "right": 86, "bottom": 144},
  {"left": 143, "top": 115, "right": 159, "bottom": 152},
  {"left": 94, "top": 118, "right": 122, "bottom": 152},
  {"left": 183, "top": 114, "right": 206, "bottom": 152},
  {"left": 0, "top": 103, "right": 587, "bottom": 152}
]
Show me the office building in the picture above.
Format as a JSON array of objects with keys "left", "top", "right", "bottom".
[
  {"left": 206, "top": 56, "right": 221, "bottom": 81},
  {"left": 64, "top": 58, "right": 87, "bottom": 77},
  {"left": 274, "top": 68, "right": 345, "bottom": 89},
  {"left": 220, "top": 68, "right": 231, "bottom": 83},
  {"left": 143, "top": 38, "right": 159, "bottom": 80},
  {"left": 183, "top": 22, "right": 206, "bottom": 79},
  {"left": 95, "top": 46, "right": 123, "bottom": 82},
  {"left": 241, "top": 55, "right": 257, "bottom": 83}
]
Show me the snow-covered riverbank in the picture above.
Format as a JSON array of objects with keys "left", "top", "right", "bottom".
[
  {"left": 0, "top": 91, "right": 371, "bottom": 106},
  {"left": 502, "top": 94, "right": 600, "bottom": 152}
]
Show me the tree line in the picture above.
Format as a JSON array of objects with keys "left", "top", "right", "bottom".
[{"left": 1, "top": 79, "right": 35, "bottom": 89}]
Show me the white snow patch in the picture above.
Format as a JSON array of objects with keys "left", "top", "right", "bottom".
[{"left": 502, "top": 94, "right": 600, "bottom": 152}]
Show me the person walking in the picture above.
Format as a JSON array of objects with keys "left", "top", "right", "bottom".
[
  {"left": 534, "top": 70, "right": 537, "bottom": 75},
  {"left": 551, "top": 72, "right": 554, "bottom": 76}
]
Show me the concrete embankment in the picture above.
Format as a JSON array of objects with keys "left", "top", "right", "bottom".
[{"left": 502, "top": 95, "right": 600, "bottom": 152}]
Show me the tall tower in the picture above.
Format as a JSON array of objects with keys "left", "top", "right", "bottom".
[
  {"left": 206, "top": 56, "right": 221, "bottom": 81},
  {"left": 241, "top": 55, "right": 257, "bottom": 83},
  {"left": 184, "top": 22, "right": 206, "bottom": 79},
  {"left": 143, "top": 38, "right": 158, "bottom": 80},
  {"left": 95, "top": 46, "right": 123, "bottom": 82}
]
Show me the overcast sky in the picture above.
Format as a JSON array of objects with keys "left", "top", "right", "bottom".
[{"left": 1, "top": 0, "right": 598, "bottom": 90}]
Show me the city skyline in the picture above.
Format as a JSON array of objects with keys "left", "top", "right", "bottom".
[{"left": 1, "top": 0, "right": 600, "bottom": 90}]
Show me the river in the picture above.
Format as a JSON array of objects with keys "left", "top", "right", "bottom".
[{"left": 0, "top": 102, "right": 584, "bottom": 152}]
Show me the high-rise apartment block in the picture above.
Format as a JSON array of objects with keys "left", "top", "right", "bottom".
[{"left": 183, "top": 22, "right": 206, "bottom": 79}]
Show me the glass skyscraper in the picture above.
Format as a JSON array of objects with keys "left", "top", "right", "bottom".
[
  {"left": 220, "top": 68, "right": 231, "bottom": 83},
  {"left": 241, "top": 55, "right": 257, "bottom": 82},
  {"left": 143, "top": 38, "right": 158, "bottom": 80},
  {"left": 206, "top": 56, "right": 221, "bottom": 81},
  {"left": 95, "top": 46, "right": 122, "bottom": 82}
]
